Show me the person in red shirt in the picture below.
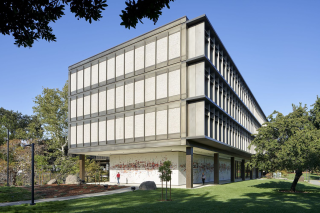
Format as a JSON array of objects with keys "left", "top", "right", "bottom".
[{"left": 116, "top": 172, "right": 120, "bottom": 184}]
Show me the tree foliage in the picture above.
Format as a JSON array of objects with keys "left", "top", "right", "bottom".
[
  {"left": 1, "top": 0, "right": 175, "bottom": 47},
  {"left": 33, "top": 82, "right": 68, "bottom": 157},
  {"left": 120, "top": 0, "right": 175, "bottom": 29},
  {"left": 32, "top": 81, "right": 80, "bottom": 180},
  {"left": 250, "top": 97, "right": 320, "bottom": 191},
  {"left": 158, "top": 160, "right": 172, "bottom": 182},
  {"left": 85, "top": 157, "right": 103, "bottom": 182},
  {"left": 158, "top": 160, "right": 172, "bottom": 200},
  {"left": 0, "top": 139, "right": 46, "bottom": 185},
  {"left": 0, "top": 0, "right": 107, "bottom": 47},
  {"left": 0, "top": 108, "right": 43, "bottom": 145}
]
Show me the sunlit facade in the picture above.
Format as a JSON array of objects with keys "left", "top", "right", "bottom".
[{"left": 68, "top": 15, "right": 267, "bottom": 187}]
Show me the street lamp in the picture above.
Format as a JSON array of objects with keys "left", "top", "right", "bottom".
[{"left": 23, "top": 143, "right": 35, "bottom": 206}]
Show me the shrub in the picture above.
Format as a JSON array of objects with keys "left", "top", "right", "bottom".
[
  {"left": 266, "top": 173, "right": 272, "bottom": 179},
  {"left": 280, "top": 170, "right": 288, "bottom": 178}
]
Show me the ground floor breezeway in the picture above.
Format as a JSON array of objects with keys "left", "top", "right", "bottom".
[{"left": 76, "top": 144, "right": 262, "bottom": 188}]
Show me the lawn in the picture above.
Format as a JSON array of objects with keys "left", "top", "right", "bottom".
[
  {"left": 0, "top": 186, "right": 42, "bottom": 203},
  {"left": 1, "top": 179, "right": 320, "bottom": 213}
]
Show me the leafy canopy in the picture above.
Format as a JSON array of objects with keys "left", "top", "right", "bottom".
[
  {"left": 1, "top": 0, "right": 175, "bottom": 47},
  {"left": 0, "top": 108, "right": 43, "bottom": 145},
  {"left": 158, "top": 160, "right": 172, "bottom": 182},
  {"left": 33, "top": 82, "right": 68, "bottom": 156},
  {"left": 249, "top": 98, "right": 320, "bottom": 173}
]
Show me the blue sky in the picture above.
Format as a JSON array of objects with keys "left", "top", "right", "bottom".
[{"left": 0, "top": 0, "right": 319, "bottom": 118}]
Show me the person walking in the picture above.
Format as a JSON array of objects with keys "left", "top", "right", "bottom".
[
  {"left": 202, "top": 172, "right": 206, "bottom": 185},
  {"left": 116, "top": 172, "right": 120, "bottom": 184}
]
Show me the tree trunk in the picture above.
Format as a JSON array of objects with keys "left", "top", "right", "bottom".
[
  {"left": 291, "top": 170, "right": 302, "bottom": 192},
  {"left": 170, "top": 173, "right": 171, "bottom": 201},
  {"left": 161, "top": 172, "right": 163, "bottom": 200},
  {"left": 12, "top": 172, "right": 17, "bottom": 186},
  {"left": 165, "top": 180, "right": 167, "bottom": 201}
]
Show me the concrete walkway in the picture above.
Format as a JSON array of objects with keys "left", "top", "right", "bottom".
[
  {"left": 0, "top": 186, "right": 133, "bottom": 207},
  {"left": 309, "top": 180, "right": 320, "bottom": 186},
  {"left": 88, "top": 181, "right": 219, "bottom": 189}
]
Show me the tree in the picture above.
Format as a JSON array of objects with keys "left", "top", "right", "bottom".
[
  {"left": 0, "top": 108, "right": 34, "bottom": 144},
  {"left": 32, "top": 81, "right": 79, "bottom": 179},
  {"left": 0, "top": 139, "right": 46, "bottom": 186},
  {"left": 33, "top": 82, "right": 68, "bottom": 157},
  {"left": 1, "top": 0, "right": 175, "bottom": 47},
  {"left": 34, "top": 154, "right": 49, "bottom": 185},
  {"left": 158, "top": 160, "right": 172, "bottom": 201},
  {"left": 310, "top": 96, "right": 320, "bottom": 130},
  {"left": 54, "top": 155, "right": 79, "bottom": 182},
  {"left": 249, "top": 98, "right": 320, "bottom": 192},
  {"left": 85, "top": 157, "right": 102, "bottom": 183}
]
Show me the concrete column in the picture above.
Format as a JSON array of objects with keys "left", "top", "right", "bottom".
[
  {"left": 241, "top": 159, "right": 245, "bottom": 181},
  {"left": 231, "top": 157, "right": 235, "bottom": 182},
  {"left": 79, "top": 154, "right": 85, "bottom": 181},
  {"left": 186, "top": 147, "right": 193, "bottom": 188},
  {"left": 214, "top": 153, "right": 219, "bottom": 184}
]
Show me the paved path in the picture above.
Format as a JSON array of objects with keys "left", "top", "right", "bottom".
[
  {"left": 309, "top": 180, "right": 320, "bottom": 186},
  {"left": 88, "top": 181, "right": 219, "bottom": 189},
  {"left": 0, "top": 187, "right": 133, "bottom": 207}
]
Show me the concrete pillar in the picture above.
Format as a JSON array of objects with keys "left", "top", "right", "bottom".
[
  {"left": 186, "top": 147, "right": 193, "bottom": 188},
  {"left": 79, "top": 154, "right": 85, "bottom": 181},
  {"left": 241, "top": 159, "right": 245, "bottom": 181},
  {"left": 231, "top": 157, "right": 235, "bottom": 182},
  {"left": 214, "top": 153, "right": 219, "bottom": 184}
]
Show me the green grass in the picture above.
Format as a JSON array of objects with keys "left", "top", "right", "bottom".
[
  {"left": 287, "top": 173, "right": 320, "bottom": 180},
  {"left": 1, "top": 179, "right": 320, "bottom": 212},
  {"left": 0, "top": 186, "right": 41, "bottom": 203}
]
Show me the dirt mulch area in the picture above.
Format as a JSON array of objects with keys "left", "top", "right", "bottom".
[{"left": 22, "top": 184, "right": 127, "bottom": 199}]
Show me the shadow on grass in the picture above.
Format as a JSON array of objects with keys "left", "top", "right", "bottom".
[
  {"left": 249, "top": 180, "right": 320, "bottom": 192},
  {"left": 2, "top": 180, "right": 320, "bottom": 213}
]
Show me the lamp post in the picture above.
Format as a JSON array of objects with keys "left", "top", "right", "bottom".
[{"left": 23, "top": 143, "right": 35, "bottom": 205}]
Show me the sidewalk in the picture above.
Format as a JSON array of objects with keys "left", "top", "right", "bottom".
[
  {"left": 0, "top": 186, "right": 133, "bottom": 207},
  {"left": 309, "top": 180, "right": 320, "bottom": 186},
  {"left": 88, "top": 181, "right": 219, "bottom": 189}
]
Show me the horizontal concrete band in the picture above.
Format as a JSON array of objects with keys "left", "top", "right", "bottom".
[
  {"left": 69, "top": 137, "right": 251, "bottom": 160},
  {"left": 69, "top": 139, "right": 183, "bottom": 154}
]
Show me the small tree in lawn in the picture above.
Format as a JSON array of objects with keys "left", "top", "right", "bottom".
[
  {"left": 249, "top": 98, "right": 320, "bottom": 192},
  {"left": 158, "top": 160, "right": 172, "bottom": 201}
]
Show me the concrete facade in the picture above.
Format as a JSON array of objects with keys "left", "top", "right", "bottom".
[{"left": 68, "top": 15, "right": 267, "bottom": 187}]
